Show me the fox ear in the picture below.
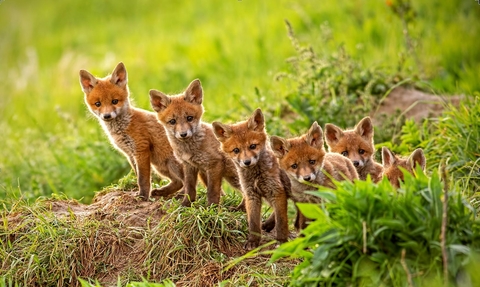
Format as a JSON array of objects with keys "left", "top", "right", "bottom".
[
  {"left": 247, "top": 108, "right": 264, "bottom": 131},
  {"left": 408, "top": 148, "right": 426, "bottom": 171},
  {"left": 354, "top": 117, "right": 374, "bottom": 140},
  {"left": 324, "top": 123, "right": 344, "bottom": 148},
  {"left": 306, "top": 121, "right": 324, "bottom": 149},
  {"left": 110, "top": 62, "right": 128, "bottom": 88},
  {"left": 79, "top": 70, "right": 97, "bottom": 94},
  {"left": 270, "top": 136, "right": 290, "bottom": 159},
  {"left": 212, "top": 122, "right": 232, "bottom": 142},
  {"left": 149, "top": 89, "right": 171, "bottom": 113},
  {"left": 381, "top": 146, "right": 396, "bottom": 168},
  {"left": 184, "top": 79, "right": 203, "bottom": 105}
]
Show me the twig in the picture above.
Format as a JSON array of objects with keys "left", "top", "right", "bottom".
[
  {"left": 440, "top": 162, "right": 449, "bottom": 287},
  {"left": 362, "top": 221, "right": 367, "bottom": 254},
  {"left": 401, "top": 249, "right": 413, "bottom": 287}
]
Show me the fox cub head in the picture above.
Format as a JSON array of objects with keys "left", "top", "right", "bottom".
[
  {"left": 271, "top": 122, "right": 326, "bottom": 183},
  {"left": 79, "top": 62, "right": 130, "bottom": 121},
  {"left": 382, "top": 147, "right": 426, "bottom": 188},
  {"left": 325, "top": 117, "right": 375, "bottom": 170},
  {"left": 150, "top": 79, "right": 204, "bottom": 140},
  {"left": 212, "top": 108, "right": 267, "bottom": 169}
]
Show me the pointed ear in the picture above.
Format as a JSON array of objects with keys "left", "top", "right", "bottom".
[
  {"left": 149, "top": 89, "right": 171, "bottom": 113},
  {"left": 354, "top": 117, "right": 374, "bottom": 140},
  {"left": 79, "top": 70, "right": 97, "bottom": 94},
  {"left": 212, "top": 122, "right": 232, "bottom": 142},
  {"left": 184, "top": 79, "right": 203, "bottom": 105},
  {"left": 382, "top": 146, "right": 396, "bottom": 168},
  {"left": 247, "top": 108, "right": 264, "bottom": 131},
  {"left": 110, "top": 62, "right": 128, "bottom": 88},
  {"left": 324, "top": 123, "right": 344, "bottom": 147},
  {"left": 306, "top": 121, "right": 324, "bottom": 149},
  {"left": 408, "top": 148, "right": 426, "bottom": 171},
  {"left": 270, "top": 136, "right": 290, "bottom": 159}
]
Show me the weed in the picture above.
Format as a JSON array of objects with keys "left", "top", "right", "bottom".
[{"left": 272, "top": 170, "right": 480, "bottom": 286}]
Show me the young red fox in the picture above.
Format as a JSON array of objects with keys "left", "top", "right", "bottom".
[
  {"left": 149, "top": 79, "right": 242, "bottom": 208},
  {"left": 79, "top": 62, "right": 184, "bottom": 200},
  {"left": 271, "top": 121, "right": 358, "bottom": 230},
  {"left": 212, "top": 108, "right": 290, "bottom": 249},
  {"left": 325, "top": 117, "right": 383, "bottom": 182},
  {"left": 382, "top": 146, "right": 426, "bottom": 188}
]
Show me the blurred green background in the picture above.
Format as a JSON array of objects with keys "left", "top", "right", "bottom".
[{"left": 1, "top": 0, "right": 479, "bottom": 203}]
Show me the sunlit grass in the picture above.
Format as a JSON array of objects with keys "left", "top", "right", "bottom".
[{"left": 0, "top": 0, "right": 478, "bottom": 202}]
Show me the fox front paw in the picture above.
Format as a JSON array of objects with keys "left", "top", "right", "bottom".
[
  {"left": 151, "top": 187, "right": 177, "bottom": 199},
  {"left": 181, "top": 197, "right": 192, "bottom": 207},
  {"left": 243, "top": 239, "right": 260, "bottom": 250}
]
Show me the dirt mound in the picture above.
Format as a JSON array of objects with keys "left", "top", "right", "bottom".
[
  {"left": 46, "top": 190, "right": 167, "bottom": 228},
  {"left": 372, "top": 86, "right": 462, "bottom": 125},
  {"left": 3, "top": 190, "right": 294, "bottom": 286}
]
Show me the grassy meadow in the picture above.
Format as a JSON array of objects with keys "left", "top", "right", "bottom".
[
  {"left": 1, "top": 0, "right": 480, "bottom": 285},
  {"left": 1, "top": 0, "right": 479, "bottom": 202}
]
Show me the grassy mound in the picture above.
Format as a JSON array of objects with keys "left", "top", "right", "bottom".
[{"left": 0, "top": 188, "right": 296, "bottom": 286}]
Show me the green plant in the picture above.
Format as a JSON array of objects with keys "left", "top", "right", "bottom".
[
  {"left": 425, "top": 94, "right": 480, "bottom": 195},
  {"left": 272, "top": 170, "right": 480, "bottom": 286},
  {"left": 266, "top": 21, "right": 410, "bottom": 144}
]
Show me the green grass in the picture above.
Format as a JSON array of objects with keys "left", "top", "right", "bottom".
[
  {"left": 1, "top": 0, "right": 479, "bottom": 202},
  {"left": 272, "top": 171, "right": 480, "bottom": 286}
]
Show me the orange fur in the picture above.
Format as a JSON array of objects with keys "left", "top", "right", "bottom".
[
  {"left": 325, "top": 117, "right": 383, "bottom": 182},
  {"left": 149, "top": 79, "right": 242, "bottom": 208},
  {"left": 382, "top": 147, "right": 426, "bottom": 188},
  {"left": 213, "top": 109, "right": 290, "bottom": 250},
  {"left": 79, "top": 62, "right": 184, "bottom": 200},
  {"left": 271, "top": 121, "right": 358, "bottom": 230}
]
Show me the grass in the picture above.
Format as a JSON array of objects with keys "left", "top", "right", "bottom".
[
  {"left": 272, "top": 171, "right": 480, "bottom": 286},
  {"left": 1, "top": 0, "right": 479, "bottom": 202}
]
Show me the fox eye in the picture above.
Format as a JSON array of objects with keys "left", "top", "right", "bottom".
[
  {"left": 169, "top": 119, "right": 176, "bottom": 125},
  {"left": 341, "top": 151, "right": 348, "bottom": 157},
  {"left": 112, "top": 99, "right": 118, "bottom": 105},
  {"left": 95, "top": 102, "right": 101, "bottom": 107},
  {"left": 249, "top": 144, "right": 257, "bottom": 150},
  {"left": 233, "top": 148, "right": 240, "bottom": 154},
  {"left": 186, "top": 116, "right": 193, "bottom": 122},
  {"left": 309, "top": 160, "right": 316, "bottom": 165},
  {"left": 359, "top": 149, "right": 365, "bottom": 155},
  {"left": 291, "top": 163, "right": 298, "bottom": 169}
]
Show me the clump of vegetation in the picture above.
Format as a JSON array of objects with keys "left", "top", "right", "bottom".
[
  {"left": 0, "top": 187, "right": 296, "bottom": 286},
  {"left": 272, "top": 171, "right": 480, "bottom": 286},
  {"left": 251, "top": 20, "right": 413, "bottom": 145}
]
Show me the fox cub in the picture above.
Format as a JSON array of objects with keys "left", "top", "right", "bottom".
[
  {"left": 325, "top": 117, "right": 383, "bottom": 182},
  {"left": 149, "top": 79, "right": 242, "bottom": 208},
  {"left": 382, "top": 147, "right": 426, "bottom": 188},
  {"left": 79, "top": 62, "right": 184, "bottom": 200},
  {"left": 212, "top": 108, "right": 290, "bottom": 249},
  {"left": 271, "top": 121, "right": 358, "bottom": 230}
]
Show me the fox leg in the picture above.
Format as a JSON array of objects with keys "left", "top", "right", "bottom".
[
  {"left": 294, "top": 204, "right": 307, "bottom": 231},
  {"left": 244, "top": 193, "right": 262, "bottom": 250},
  {"left": 205, "top": 163, "right": 223, "bottom": 206},
  {"left": 225, "top": 170, "right": 245, "bottom": 211},
  {"left": 272, "top": 191, "right": 289, "bottom": 243},
  {"left": 261, "top": 212, "right": 276, "bottom": 232},
  {"left": 151, "top": 159, "right": 184, "bottom": 198},
  {"left": 182, "top": 163, "right": 199, "bottom": 207},
  {"left": 135, "top": 152, "right": 152, "bottom": 200}
]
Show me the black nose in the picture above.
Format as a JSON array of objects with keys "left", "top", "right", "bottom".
[
  {"left": 180, "top": 133, "right": 187, "bottom": 138},
  {"left": 303, "top": 175, "right": 311, "bottom": 181},
  {"left": 103, "top": 114, "right": 111, "bottom": 119},
  {"left": 244, "top": 160, "right": 251, "bottom": 166},
  {"left": 353, "top": 161, "right": 359, "bottom": 167}
]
